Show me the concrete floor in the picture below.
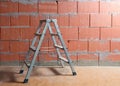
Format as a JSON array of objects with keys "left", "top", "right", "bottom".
[{"left": 0, "top": 66, "right": 120, "bottom": 86}]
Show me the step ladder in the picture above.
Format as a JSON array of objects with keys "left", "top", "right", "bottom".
[{"left": 19, "top": 19, "right": 77, "bottom": 83}]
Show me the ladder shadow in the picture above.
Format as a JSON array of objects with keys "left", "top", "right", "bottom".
[
  {"left": 0, "top": 71, "right": 17, "bottom": 83},
  {"left": 32, "top": 67, "right": 72, "bottom": 77}
]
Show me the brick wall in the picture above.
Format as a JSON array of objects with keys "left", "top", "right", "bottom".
[{"left": 1, "top": 0, "right": 120, "bottom": 66}]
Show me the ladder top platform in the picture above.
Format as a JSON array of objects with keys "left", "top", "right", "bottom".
[{"left": 40, "top": 19, "right": 57, "bottom": 23}]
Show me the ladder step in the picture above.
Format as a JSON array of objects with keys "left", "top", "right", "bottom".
[
  {"left": 30, "top": 46, "right": 36, "bottom": 51},
  {"left": 24, "top": 60, "right": 30, "bottom": 68},
  {"left": 54, "top": 44, "right": 64, "bottom": 49},
  {"left": 59, "top": 57, "right": 68, "bottom": 63},
  {"left": 35, "top": 33, "right": 42, "bottom": 36},
  {"left": 51, "top": 33, "right": 58, "bottom": 36}
]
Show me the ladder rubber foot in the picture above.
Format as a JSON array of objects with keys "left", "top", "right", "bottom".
[
  {"left": 23, "top": 79, "right": 28, "bottom": 83},
  {"left": 19, "top": 70, "right": 24, "bottom": 74},
  {"left": 72, "top": 72, "right": 77, "bottom": 76}
]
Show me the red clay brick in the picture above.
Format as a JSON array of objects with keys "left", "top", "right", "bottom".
[
  {"left": 39, "top": 2, "right": 57, "bottom": 13},
  {"left": 105, "top": 53, "right": 120, "bottom": 61},
  {"left": 58, "top": 1, "right": 77, "bottom": 14},
  {"left": 60, "top": 27, "right": 78, "bottom": 40},
  {"left": 78, "top": 40, "right": 88, "bottom": 51},
  {"left": 70, "top": 14, "right": 89, "bottom": 27},
  {"left": 57, "top": 15, "right": 69, "bottom": 26},
  {"left": 11, "top": 15, "right": 29, "bottom": 26},
  {"left": 0, "top": 54, "right": 19, "bottom": 61},
  {"left": 78, "top": 54, "right": 98, "bottom": 60},
  {"left": 68, "top": 40, "right": 88, "bottom": 52},
  {"left": 70, "top": 54, "right": 78, "bottom": 61},
  {"left": 30, "top": 15, "right": 50, "bottom": 26},
  {"left": 19, "top": 3, "right": 38, "bottom": 12},
  {"left": 78, "top": 1, "right": 99, "bottom": 13},
  {"left": 112, "top": 14, "right": 120, "bottom": 27},
  {"left": 111, "top": 41, "right": 120, "bottom": 52},
  {"left": 0, "top": 41, "right": 10, "bottom": 52},
  {"left": 0, "top": 16, "right": 10, "bottom": 26},
  {"left": 100, "top": 1, "right": 120, "bottom": 13},
  {"left": 21, "top": 28, "right": 36, "bottom": 40},
  {"left": 79, "top": 28, "right": 99, "bottom": 40},
  {"left": 0, "top": 1, "right": 18, "bottom": 13},
  {"left": 10, "top": 41, "right": 29, "bottom": 53},
  {"left": 90, "top": 14, "right": 111, "bottom": 27},
  {"left": 30, "top": 15, "right": 40, "bottom": 26},
  {"left": 39, "top": 53, "right": 57, "bottom": 61},
  {"left": 68, "top": 40, "right": 78, "bottom": 51},
  {"left": 1, "top": 28, "right": 21, "bottom": 40},
  {"left": 101, "top": 28, "right": 120, "bottom": 40},
  {"left": 89, "top": 40, "right": 110, "bottom": 52}
]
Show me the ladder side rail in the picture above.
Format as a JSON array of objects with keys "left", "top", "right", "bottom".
[
  {"left": 52, "top": 19, "right": 76, "bottom": 74},
  {"left": 48, "top": 23, "right": 64, "bottom": 67},
  {"left": 24, "top": 22, "right": 48, "bottom": 81},
  {"left": 31, "top": 21, "right": 43, "bottom": 47}
]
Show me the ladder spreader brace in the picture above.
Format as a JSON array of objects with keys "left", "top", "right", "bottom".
[{"left": 19, "top": 19, "right": 77, "bottom": 83}]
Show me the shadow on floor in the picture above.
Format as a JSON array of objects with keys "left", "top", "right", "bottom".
[
  {"left": 0, "top": 71, "right": 17, "bottom": 83},
  {"left": 32, "top": 67, "right": 72, "bottom": 77}
]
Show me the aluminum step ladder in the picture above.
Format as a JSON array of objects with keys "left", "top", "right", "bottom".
[{"left": 19, "top": 19, "right": 77, "bottom": 83}]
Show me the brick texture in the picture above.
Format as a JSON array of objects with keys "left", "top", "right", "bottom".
[
  {"left": 0, "top": 54, "right": 19, "bottom": 61},
  {"left": 10, "top": 41, "right": 29, "bottom": 53},
  {"left": 10, "top": 15, "right": 29, "bottom": 26},
  {"left": 79, "top": 28, "right": 99, "bottom": 40},
  {"left": 78, "top": 1, "right": 99, "bottom": 13},
  {"left": 39, "top": 2, "right": 57, "bottom": 13},
  {"left": 100, "top": 1, "right": 120, "bottom": 13},
  {"left": 19, "top": 3, "right": 38, "bottom": 12},
  {"left": 78, "top": 54, "right": 98, "bottom": 60},
  {"left": 90, "top": 14, "right": 111, "bottom": 27},
  {"left": 89, "top": 40, "right": 110, "bottom": 52},
  {"left": 1, "top": 0, "right": 120, "bottom": 63},
  {"left": 111, "top": 41, "right": 120, "bottom": 52},
  {"left": 70, "top": 14, "right": 89, "bottom": 27},
  {"left": 0, "top": 41, "right": 10, "bottom": 52},
  {"left": 21, "top": 28, "right": 36, "bottom": 40},
  {"left": 68, "top": 40, "right": 88, "bottom": 52},
  {"left": 57, "top": 15, "right": 69, "bottom": 26},
  {"left": 1, "top": 28, "right": 21, "bottom": 40},
  {"left": 0, "top": 16, "right": 10, "bottom": 26},
  {"left": 0, "top": 1, "right": 18, "bottom": 13},
  {"left": 58, "top": 1, "right": 77, "bottom": 14},
  {"left": 112, "top": 14, "right": 120, "bottom": 27},
  {"left": 101, "top": 28, "right": 120, "bottom": 40},
  {"left": 60, "top": 28, "right": 78, "bottom": 40},
  {"left": 105, "top": 53, "right": 120, "bottom": 62}
]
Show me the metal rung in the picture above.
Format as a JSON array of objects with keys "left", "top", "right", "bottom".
[
  {"left": 35, "top": 33, "right": 42, "bottom": 36},
  {"left": 51, "top": 33, "right": 58, "bottom": 36},
  {"left": 59, "top": 57, "right": 68, "bottom": 63},
  {"left": 30, "top": 46, "right": 36, "bottom": 51},
  {"left": 24, "top": 61, "right": 30, "bottom": 68},
  {"left": 54, "top": 44, "right": 63, "bottom": 49}
]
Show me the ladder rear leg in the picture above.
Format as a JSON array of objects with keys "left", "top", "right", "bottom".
[
  {"left": 52, "top": 19, "right": 77, "bottom": 75},
  {"left": 19, "top": 50, "right": 32, "bottom": 74}
]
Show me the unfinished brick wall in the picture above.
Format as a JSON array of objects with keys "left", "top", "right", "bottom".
[{"left": 1, "top": 0, "right": 120, "bottom": 66}]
